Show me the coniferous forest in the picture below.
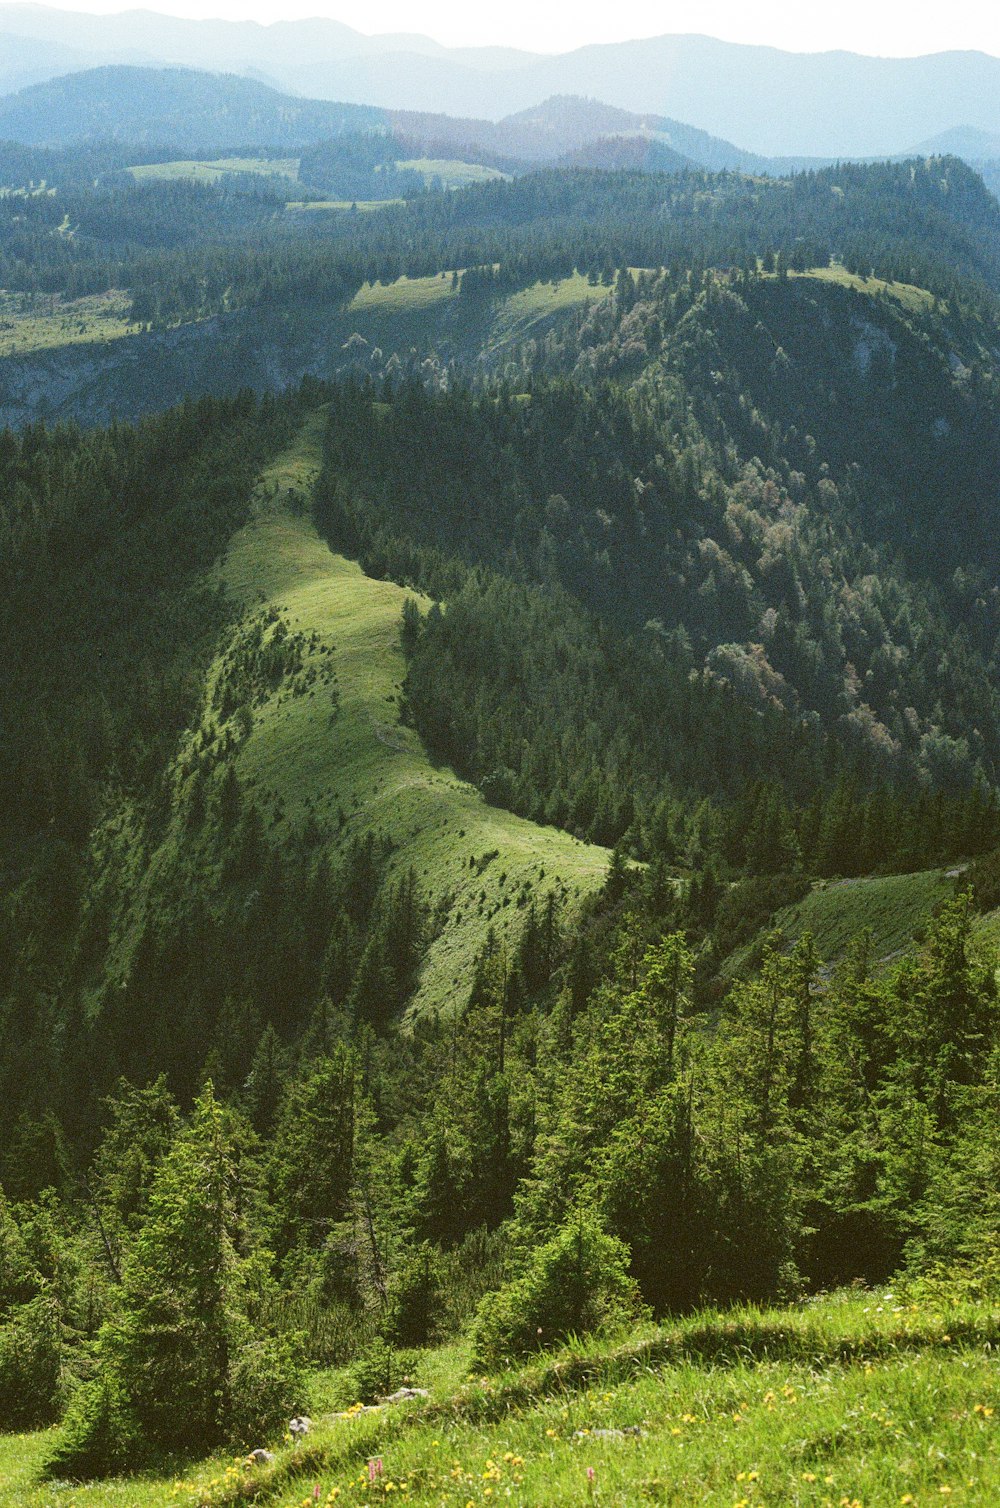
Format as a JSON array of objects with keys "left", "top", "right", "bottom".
[{"left": 5, "top": 45, "right": 1000, "bottom": 1508}]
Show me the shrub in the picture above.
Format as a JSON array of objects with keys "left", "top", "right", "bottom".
[
  {"left": 385, "top": 1243, "right": 445, "bottom": 1347},
  {"left": 0, "top": 1295, "right": 63, "bottom": 1429},
  {"left": 45, "top": 1375, "right": 141, "bottom": 1481},
  {"left": 472, "top": 1215, "right": 645, "bottom": 1369},
  {"left": 227, "top": 1335, "right": 304, "bottom": 1447},
  {"left": 344, "top": 1336, "right": 402, "bottom": 1404}
]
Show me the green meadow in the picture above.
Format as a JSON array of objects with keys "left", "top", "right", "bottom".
[
  {"left": 394, "top": 159, "right": 509, "bottom": 188},
  {"left": 7, "top": 1282, "right": 1000, "bottom": 1507},
  {"left": 204, "top": 413, "right": 609, "bottom": 1019},
  {"left": 767, "top": 869, "right": 956, "bottom": 965},
  {"left": 0, "top": 289, "right": 138, "bottom": 356},
  {"left": 130, "top": 157, "right": 301, "bottom": 183},
  {"left": 794, "top": 262, "right": 939, "bottom": 313}
]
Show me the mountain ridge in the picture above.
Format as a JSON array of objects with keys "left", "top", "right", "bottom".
[{"left": 3, "top": 8, "right": 1000, "bottom": 153}]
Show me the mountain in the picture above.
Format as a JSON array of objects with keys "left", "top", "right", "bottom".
[
  {"left": 912, "top": 125, "right": 1000, "bottom": 159},
  {"left": 0, "top": 68, "right": 783, "bottom": 174},
  {"left": 6, "top": 8, "right": 1000, "bottom": 155},
  {"left": 0, "top": 66, "right": 384, "bottom": 149},
  {"left": 0, "top": 28, "right": 99, "bottom": 94},
  {"left": 5, "top": 83, "right": 1000, "bottom": 1497}
]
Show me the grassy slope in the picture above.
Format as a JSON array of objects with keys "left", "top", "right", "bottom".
[
  {"left": 394, "top": 159, "right": 509, "bottom": 188},
  {"left": 773, "top": 871, "right": 956, "bottom": 964},
  {"left": 9, "top": 1288, "right": 1000, "bottom": 1506},
  {"left": 793, "top": 261, "right": 938, "bottom": 313},
  {"left": 212, "top": 411, "right": 609, "bottom": 1019},
  {"left": 130, "top": 157, "right": 301, "bottom": 182},
  {"left": 336, "top": 270, "right": 612, "bottom": 364},
  {"left": 0, "top": 270, "right": 609, "bottom": 373},
  {"left": 724, "top": 869, "right": 957, "bottom": 980},
  {"left": 0, "top": 288, "right": 138, "bottom": 356},
  {"left": 129, "top": 157, "right": 503, "bottom": 192}
]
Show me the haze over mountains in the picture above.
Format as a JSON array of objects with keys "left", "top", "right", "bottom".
[
  {"left": 0, "top": 66, "right": 792, "bottom": 172},
  {"left": 2, "top": 62, "right": 1000, "bottom": 197},
  {"left": 3, "top": 4, "right": 1000, "bottom": 157}
]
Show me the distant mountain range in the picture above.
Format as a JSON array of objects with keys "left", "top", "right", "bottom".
[
  {"left": 5, "top": 7, "right": 1000, "bottom": 157},
  {"left": 0, "top": 66, "right": 812, "bottom": 172}
]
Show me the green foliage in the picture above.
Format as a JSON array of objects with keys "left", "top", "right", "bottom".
[
  {"left": 0, "top": 1296, "right": 62, "bottom": 1430},
  {"left": 385, "top": 1244, "right": 447, "bottom": 1348},
  {"left": 45, "top": 1374, "right": 141, "bottom": 1482},
  {"left": 344, "top": 1337, "right": 403, "bottom": 1405},
  {"left": 268, "top": 1049, "right": 355, "bottom": 1257},
  {"left": 49, "top": 1089, "right": 301, "bottom": 1477},
  {"left": 472, "top": 1215, "right": 645, "bottom": 1368},
  {"left": 226, "top": 1336, "right": 304, "bottom": 1447}
]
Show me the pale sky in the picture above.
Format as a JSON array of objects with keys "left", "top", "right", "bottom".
[{"left": 32, "top": 0, "right": 1000, "bottom": 57}]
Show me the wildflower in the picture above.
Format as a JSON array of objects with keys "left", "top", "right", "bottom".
[
  {"left": 369, "top": 1459, "right": 384, "bottom": 1483},
  {"left": 546, "top": 1428, "right": 557, "bottom": 1438},
  {"left": 314, "top": 1487, "right": 322, "bottom": 1503}
]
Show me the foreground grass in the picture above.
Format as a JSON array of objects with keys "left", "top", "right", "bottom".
[{"left": 11, "top": 1290, "right": 1000, "bottom": 1507}]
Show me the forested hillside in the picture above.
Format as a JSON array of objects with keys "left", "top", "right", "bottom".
[{"left": 4, "top": 122, "right": 1000, "bottom": 1505}]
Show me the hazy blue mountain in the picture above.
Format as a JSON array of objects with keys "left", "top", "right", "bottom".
[
  {"left": 0, "top": 28, "right": 103, "bottom": 95},
  {"left": 0, "top": 69, "right": 783, "bottom": 174},
  {"left": 4, "top": 9, "right": 1000, "bottom": 156},
  {"left": 0, "top": 66, "right": 385, "bottom": 149},
  {"left": 912, "top": 126, "right": 1000, "bottom": 158}
]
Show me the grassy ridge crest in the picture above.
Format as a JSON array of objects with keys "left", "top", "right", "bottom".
[{"left": 215, "top": 411, "right": 609, "bottom": 1019}]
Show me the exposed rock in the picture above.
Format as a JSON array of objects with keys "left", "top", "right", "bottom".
[{"left": 577, "top": 1425, "right": 646, "bottom": 1439}]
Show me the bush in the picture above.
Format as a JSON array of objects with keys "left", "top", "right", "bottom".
[
  {"left": 45, "top": 1375, "right": 142, "bottom": 1481},
  {"left": 344, "top": 1336, "right": 403, "bottom": 1404},
  {"left": 385, "top": 1243, "right": 445, "bottom": 1347},
  {"left": 472, "top": 1215, "right": 645, "bottom": 1369},
  {"left": 0, "top": 1296, "right": 63, "bottom": 1429},
  {"left": 227, "top": 1335, "right": 304, "bottom": 1447}
]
